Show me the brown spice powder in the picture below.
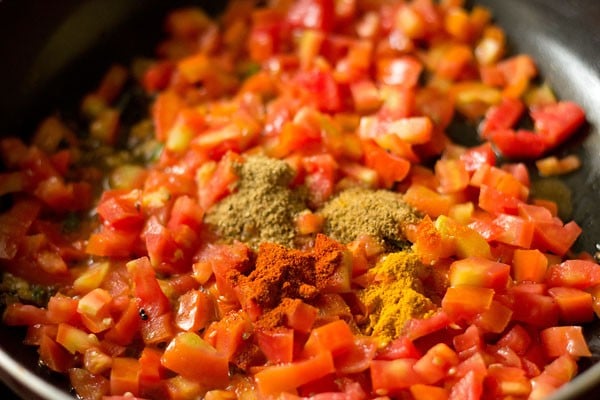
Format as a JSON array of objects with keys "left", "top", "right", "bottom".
[
  {"left": 318, "top": 187, "right": 420, "bottom": 249},
  {"left": 204, "top": 155, "right": 307, "bottom": 249}
]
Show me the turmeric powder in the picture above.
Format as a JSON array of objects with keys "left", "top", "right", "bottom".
[{"left": 359, "top": 250, "right": 435, "bottom": 345}]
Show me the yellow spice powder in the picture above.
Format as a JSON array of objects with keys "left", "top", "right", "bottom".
[{"left": 359, "top": 251, "right": 435, "bottom": 344}]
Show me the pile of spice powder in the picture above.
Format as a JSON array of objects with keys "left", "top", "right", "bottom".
[
  {"left": 204, "top": 155, "right": 307, "bottom": 249},
  {"left": 318, "top": 187, "right": 420, "bottom": 249},
  {"left": 359, "top": 250, "right": 435, "bottom": 344}
]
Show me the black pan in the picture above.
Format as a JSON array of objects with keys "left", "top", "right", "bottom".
[{"left": 0, "top": 0, "right": 599, "bottom": 399}]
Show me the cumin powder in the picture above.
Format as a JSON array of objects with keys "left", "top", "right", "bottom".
[
  {"left": 319, "top": 187, "right": 420, "bottom": 249},
  {"left": 204, "top": 155, "right": 307, "bottom": 248}
]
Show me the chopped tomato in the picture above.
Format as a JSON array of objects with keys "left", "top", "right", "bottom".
[
  {"left": 254, "top": 351, "right": 335, "bottom": 395},
  {"left": 287, "top": 0, "right": 335, "bottom": 32},
  {"left": 531, "top": 101, "right": 586, "bottom": 149},
  {"left": 162, "top": 332, "right": 229, "bottom": 388},
  {"left": 540, "top": 326, "right": 591, "bottom": 359},
  {"left": 479, "top": 97, "right": 525, "bottom": 138}
]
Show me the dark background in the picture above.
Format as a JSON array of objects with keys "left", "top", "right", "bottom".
[{"left": 1, "top": 0, "right": 600, "bottom": 399}]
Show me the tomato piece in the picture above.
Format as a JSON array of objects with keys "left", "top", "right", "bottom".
[
  {"left": 377, "top": 336, "right": 422, "bottom": 361},
  {"left": 546, "top": 259, "right": 600, "bottom": 289},
  {"left": 77, "top": 288, "right": 113, "bottom": 333},
  {"left": 404, "top": 310, "right": 451, "bottom": 341},
  {"left": 48, "top": 294, "right": 80, "bottom": 325},
  {"left": 56, "top": 323, "right": 99, "bottom": 354},
  {"left": 302, "top": 153, "right": 338, "bottom": 207},
  {"left": 197, "top": 151, "right": 242, "bottom": 210},
  {"left": 256, "top": 328, "right": 294, "bottom": 364},
  {"left": 0, "top": 197, "right": 41, "bottom": 259},
  {"left": 473, "top": 300, "right": 512, "bottom": 334},
  {"left": 212, "top": 310, "right": 252, "bottom": 361},
  {"left": 411, "top": 215, "right": 455, "bottom": 265},
  {"left": 254, "top": 351, "right": 335, "bottom": 395},
  {"left": 441, "top": 286, "right": 494, "bottom": 321},
  {"left": 478, "top": 185, "right": 521, "bottom": 214},
  {"left": 532, "top": 220, "right": 582, "bottom": 257},
  {"left": 110, "top": 357, "right": 141, "bottom": 396},
  {"left": 70, "top": 368, "right": 110, "bottom": 399},
  {"left": 453, "top": 325, "right": 483, "bottom": 357},
  {"left": 491, "top": 213, "right": 535, "bottom": 248},
  {"left": 410, "top": 384, "right": 449, "bottom": 400},
  {"left": 540, "top": 326, "right": 591, "bottom": 359},
  {"left": 294, "top": 68, "right": 342, "bottom": 112},
  {"left": 512, "top": 249, "right": 548, "bottom": 283},
  {"left": 377, "top": 56, "right": 423, "bottom": 87},
  {"left": 479, "top": 97, "right": 525, "bottom": 138},
  {"left": 448, "top": 370, "right": 484, "bottom": 400},
  {"left": 39, "top": 335, "right": 75, "bottom": 373},
  {"left": 386, "top": 116, "right": 433, "bottom": 145},
  {"left": 126, "top": 257, "right": 171, "bottom": 319},
  {"left": 162, "top": 332, "right": 229, "bottom": 388},
  {"left": 413, "top": 343, "right": 459, "bottom": 384},
  {"left": 86, "top": 226, "right": 140, "bottom": 258},
  {"left": 486, "top": 364, "right": 532, "bottom": 398},
  {"left": 350, "top": 79, "right": 382, "bottom": 113},
  {"left": 435, "top": 215, "right": 492, "bottom": 260},
  {"left": 302, "top": 319, "right": 355, "bottom": 357},
  {"left": 143, "top": 60, "right": 175, "bottom": 92},
  {"left": 404, "top": 184, "right": 453, "bottom": 218},
  {"left": 531, "top": 101, "right": 586, "bottom": 149},
  {"left": 334, "top": 336, "right": 377, "bottom": 375},
  {"left": 449, "top": 257, "right": 510, "bottom": 290},
  {"left": 175, "top": 289, "right": 212, "bottom": 332},
  {"left": 435, "top": 158, "right": 469, "bottom": 194},
  {"left": 459, "top": 142, "right": 496, "bottom": 172},
  {"left": 370, "top": 358, "right": 423, "bottom": 394},
  {"left": 511, "top": 292, "right": 559, "bottom": 327},
  {"left": 3, "top": 303, "right": 50, "bottom": 326},
  {"left": 153, "top": 90, "right": 184, "bottom": 142},
  {"left": 283, "top": 300, "right": 318, "bottom": 333},
  {"left": 488, "top": 129, "right": 547, "bottom": 159},
  {"left": 548, "top": 287, "right": 594, "bottom": 324},
  {"left": 363, "top": 140, "right": 410, "bottom": 188},
  {"left": 287, "top": 0, "right": 335, "bottom": 32},
  {"left": 139, "top": 347, "right": 165, "bottom": 390},
  {"left": 104, "top": 300, "right": 141, "bottom": 346}
]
